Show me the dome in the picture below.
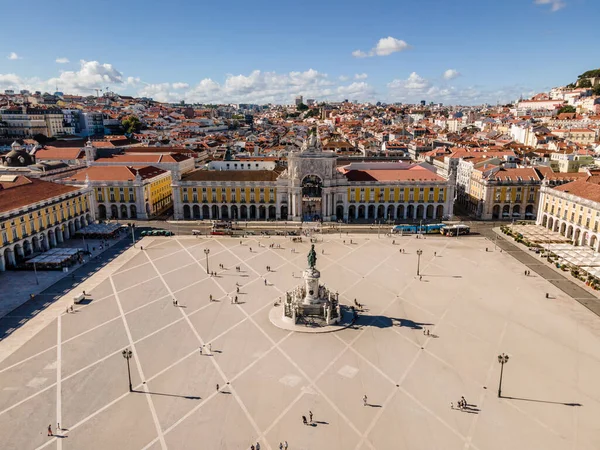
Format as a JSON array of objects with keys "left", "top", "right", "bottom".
[{"left": 1, "top": 141, "right": 34, "bottom": 167}]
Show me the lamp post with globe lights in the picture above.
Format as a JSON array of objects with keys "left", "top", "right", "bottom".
[
  {"left": 122, "top": 349, "right": 133, "bottom": 392},
  {"left": 204, "top": 248, "right": 210, "bottom": 275},
  {"left": 497, "top": 353, "right": 509, "bottom": 398}
]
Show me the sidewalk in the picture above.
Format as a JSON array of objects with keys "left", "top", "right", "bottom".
[
  {"left": 487, "top": 227, "right": 600, "bottom": 317},
  {"left": 0, "top": 237, "right": 124, "bottom": 319}
]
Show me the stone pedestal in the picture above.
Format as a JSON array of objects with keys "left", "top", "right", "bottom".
[{"left": 302, "top": 268, "right": 321, "bottom": 305}]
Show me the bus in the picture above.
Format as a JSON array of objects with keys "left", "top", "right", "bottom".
[
  {"left": 441, "top": 224, "right": 471, "bottom": 236},
  {"left": 211, "top": 221, "right": 233, "bottom": 235},
  {"left": 391, "top": 223, "right": 446, "bottom": 234}
]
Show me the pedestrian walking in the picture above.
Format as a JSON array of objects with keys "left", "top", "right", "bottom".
[
  {"left": 172, "top": 299, "right": 176, "bottom": 306},
  {"left": 70, "top": 305, "right": 73, "bottom": 312},
  {"left": 141, "top": 246, "right": 143, "bottom": 251},
  {"left": 199, "top": 346, "right": 203, "bottom": 355},
  {"left": 237, "top": 287, "right": 240, "bottom": 293},
  {"left": 284, "top": 441, "right": 288, "bottom": 449},
  {"left": 175, "top": 300, "right": 178, "bottom": 307},
  {"left": 545, "top": 292, "right": 549, "bottom": 298},
  {"left": 302, "top": 415, "right": 308, "bottom": 425},
  {"left": 363, "top": 395, "right": 368, "bottom": 406},
  {"left": 256, "top": 443, "right": 260, "bottom": 450},
  {"left": 450, "top": 402, "right": 454, "bottom": 409},
  {"left": 210, "top": 294, "right": 213, "bottom": 302},
  {"left": 251, "top": 445, "right": 255, "bottom": 450},
  {"left": 309, "top": 410, "right": 313, "bottom": 423},
  {"left": 235, "top": 296, "right": 238, "bottom": 303},
  {"left": 216, "top": 383, "right": 219, "bottom": 392},
  {"left": 208, "top": 343, "right": 212, "bottom": 353},
  {"left": 419, "top": 275, "right": 422, "bottom": 281},
  {"left": 66, "top": 307, "right": 69, "bottom": 314},
  {"left": 57, "top": 422, "right": 60, "bottom": 431},
  {"left": 47, "top": 424, "right": 53, "bottom": 436},
  {"left": 279, "top": 443, "right": 283, "bottom": 450},
  {"left": 264, "top": 279, "right": 267, "bottom": 286}
]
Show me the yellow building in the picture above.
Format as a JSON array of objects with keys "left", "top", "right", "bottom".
[
  {"left": 538, "top": 179, "right": 600, "bottom": 250},
  {"left": 60, "top": 165, "right": 172, "bottom": 220},
  {"left": 0, "top": 175, "right": 92, "bottom": 271},
  {"left": 468, "top": 167, "right": 541, "bottom": 220}
]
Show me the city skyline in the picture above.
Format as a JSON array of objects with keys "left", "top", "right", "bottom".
[{"left": 0, "top": 0, "right": 598, "bottom": 105}]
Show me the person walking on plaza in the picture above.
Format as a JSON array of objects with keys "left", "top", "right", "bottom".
[
  {"left": 216, "top": 383, "right": 219, "bottom": 392},
  {"left": 302, "top": 415, "right": 308, "bottom": 425},
  {"left": 256, "top": 443, "right": 260, "bottom": 450},
  {"left": 309, "top": 410, "right": 313, "bottom": 423},
  {"left": 207, "top": 343, "right": 212, "bottom": 353},
  {"left": 279, "top": 443, "right": 283, "bottom": 450},
  {"left": 363, "top": 395, "right": 368, "bottom": 406},
  {"left": 284, "top": 441, "right": 288, "bottom": 449},
  {"left": 199, "top": 346, "right": 203, "bottom": 355},
  {"left": 47, "top": 424, "right": 53, "bottom": 436}
]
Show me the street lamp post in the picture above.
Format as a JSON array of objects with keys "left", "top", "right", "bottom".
[
  {"left": 204, "top": 248, "right": 210, "bottom": 274},
  {"left": 122, "top": 349, "right": 133, "bottom": 392},
  {"left": 497, "top": 353, "right": 509, "bottom": 398},
  {"left": 416, "top": 249, "right": 423, "bottom": 276},
  {"left": 33, "top": 261, "right": 39, "bottom": 285},
  {"left": 127, "top": 223, "right": 136, "bottom": 247}
]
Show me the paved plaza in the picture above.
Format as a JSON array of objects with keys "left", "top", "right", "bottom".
[{"left": 1, "top": 233, "right": 600, "bottom": 450}]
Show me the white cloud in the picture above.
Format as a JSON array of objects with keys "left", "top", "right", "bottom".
[
  {"left": 180, "top": 69, "right": 376, "bottom": 104},
  {"left": 443, "top": 69, "right": 460, "bottom": 80},
  {"left": 172, "top": 82, "right": 189, "bottom": 90},
  {"left": 354, "top": 73, "right": 368, "bottom": 80},
  {"left": 352, "top": 50, "right": 368, "bottom": 58},
  {"left": 8, "top": 52, "right": 21, "bottom": 60},
  {"left": 388, "top": 72, "right": 535, "bottom": 105},
  {"left": 388, "top": 72, "right": 431, "bottom": 92},
  {"left": 55, "top": 57, "right": 70, "bottom": 64},
  {"left": 534, "top": 0, "right": 566, "bottom": 12},
  {"left": 46, "top": 60, "right": 125, "bottom": 94},
  {"left": 353, "top": 37, "right": 410, "bottom": 58},
  {"left": 339, "top": 75, "right": 350, "bottom": 81}
]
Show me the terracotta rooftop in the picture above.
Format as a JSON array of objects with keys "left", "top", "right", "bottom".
[
  {"left": 63, "top": 165, "right": 167, "bottom": 182},
  {"left": 342, "top": 166, "right": 444, "bottom": 182},
  {"left": 553, "top": 180, "right": 600, "bottom": 203},
  {"left": 95, "top": 153, "right": 192, "bottom": 164},
  {"left": 35, "top": 147, "right": 83, "bottom": 160},
  {"left": 181, "top": 167, "right": 284, "bottom": 182},
  {"left": 0, "top": 176, "right": 81, "bottom": 214}
]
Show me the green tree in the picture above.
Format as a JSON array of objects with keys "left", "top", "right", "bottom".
[
  {"left": 593, "top": 85, "right": 600, "bottom": 96},
  {"left": 122, "top": 116, "right": 141, "bottom": 134},
  {"left": 579, "top": 79, "right": 592, "bottom": 88},
  {"left": 296, "top": 103, "right": 308, "bottom": 111},
  {"left": 558, "top": 105, "right": 576, "bottom": 114}
]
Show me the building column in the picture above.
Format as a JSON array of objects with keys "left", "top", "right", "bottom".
[
  {"left": 172, "top": 185, "right": 182, "bottom": 220},
  {"left": 49, "top": 232, "right": 57, "bottom": 248},
  {"left": 15, "top": 245, "right": 24, "bottom": 260},
  {"left": 0, "top": 254, "right": 5, "bottom": 272},
  {"left": 56, "top": 229, "right": 64, "bottom": 244},
  {"left": 64, "top": 226, "right": 70, "bottom": 240},
  {"left": 7, "top": 249, "right": 16, "bottom": 267}
]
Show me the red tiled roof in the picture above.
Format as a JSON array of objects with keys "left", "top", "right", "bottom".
[
  {"left": 342, "top": 166, "right": 444, "bottom": 182},
  {"left": 63, "top": 165, "right": 167, "bottom": 182},
  {"left": 553, "top": 180, "right": 600, "bottom": 203},
  {"left": 35, "top": 147, "right": 82, "bottom": 160},
  {"left": 0, "top": 176, "right": 80, "bottom": 213}
]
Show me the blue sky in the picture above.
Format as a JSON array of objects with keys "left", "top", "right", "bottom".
[{"left": 0, "top": 0, "right": 597, "bottom": 104}]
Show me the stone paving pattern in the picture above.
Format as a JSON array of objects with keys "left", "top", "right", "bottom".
[{"left": 1, "top": 234, "right": 600, "bottom": 450}]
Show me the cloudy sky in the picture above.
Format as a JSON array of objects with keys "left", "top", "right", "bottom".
[{"left": 0, "top": 0, "right": 597, "bottom": 105}]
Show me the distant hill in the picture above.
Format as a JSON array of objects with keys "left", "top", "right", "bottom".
[{"left": 578, "top": 69, "right": 600, "bottom": 79}]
